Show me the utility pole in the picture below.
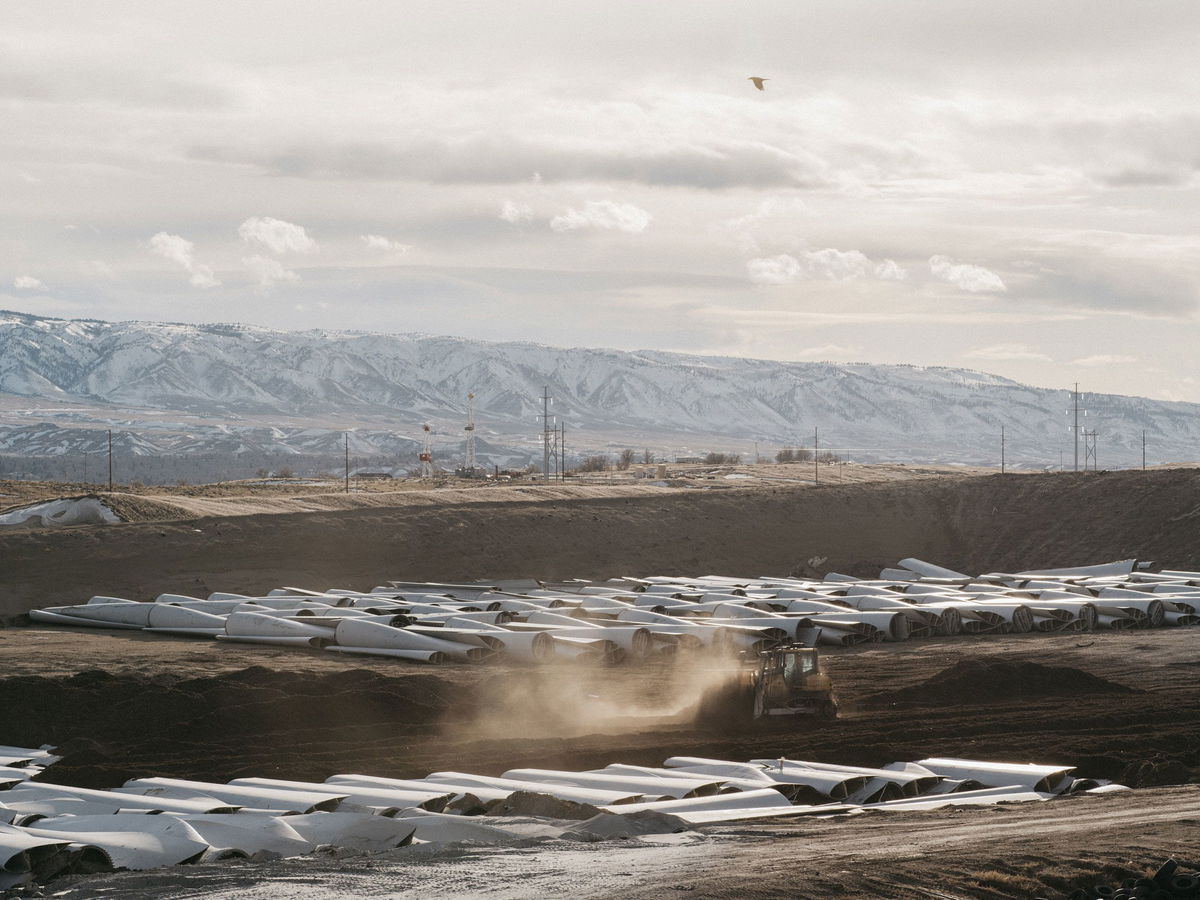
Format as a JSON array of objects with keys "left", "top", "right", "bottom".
[
  {"left": 107, "top": 430, "right": 113, "bottom": 492},
  {"left": 541, "top": 387, "right": 552, "bottom": 483},
  {"left": 559, "top": 421, "right": 566, "bottom": 481},
  {"left": 344, "top": 432, "right": 350, "bottom": 493},
  {"left": 1001, "top": 425, "right": 1006, "bottom": 474},
  {"left": 813, "top": 427, "right": 819, "bottom": 485},
  {"left": 1142, "top": 430, "right": 1146, "bottom": 471}
]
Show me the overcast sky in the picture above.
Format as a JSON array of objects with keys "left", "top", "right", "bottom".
[{"left": 3, "top": 1, "right": 1199, "bottom": 400}]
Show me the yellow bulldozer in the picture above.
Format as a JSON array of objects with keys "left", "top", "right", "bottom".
[{"left": 696, "top": 645, "right": 838, "bottom": 728}]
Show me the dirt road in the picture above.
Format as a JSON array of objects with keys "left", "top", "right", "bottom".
[{"left": 1, "top": 625, "right": 1195, "bottom": 793}]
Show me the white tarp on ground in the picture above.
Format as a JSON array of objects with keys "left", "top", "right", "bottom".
[{"left": 0, "top": 498, "right": 120, "bottom": 528}]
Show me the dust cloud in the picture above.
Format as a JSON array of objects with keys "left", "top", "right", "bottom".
[{"left": 439, "top": 649, "right": 745, "bottom": 742}]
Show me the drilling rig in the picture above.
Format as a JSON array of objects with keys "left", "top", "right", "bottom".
[
  {"left": 418, "top": 424, "right": 434, "bottom": 478},
  {"left": 456, "top": 392, "right": 483, "bottom": 478}
]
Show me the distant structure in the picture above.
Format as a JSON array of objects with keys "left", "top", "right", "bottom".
[
  {"left": 464, "top": 393, "right": 477, "bottom": 471},
  {"left": 540, "top": 387, "right": 554, "bottom": 482},
  {"left": 457, "top": 392, "right": 481, "bottom": 478},
  {"left": 748, "top": 76, "right": 769, "bottom": 91},
  {"left": 419, "top": 424, "right": 434, "bottom": 478},
  {"left": 1068, "top": 383, "right": 1088, "bottom": 472},
  {"left": 1085, "top": 429, "right": 1098, "bottom": 471}
]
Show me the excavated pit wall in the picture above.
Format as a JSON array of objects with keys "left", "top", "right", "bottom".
[{"left": 3, "top": 469, "right": 1200, "bottom": 617}]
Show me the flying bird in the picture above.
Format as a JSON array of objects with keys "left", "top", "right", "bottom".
[{"left": 748, "top": 76, "right": 769, "bottom": 91}]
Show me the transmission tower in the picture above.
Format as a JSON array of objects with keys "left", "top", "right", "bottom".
[
  {"left": 419, "top": 424, "right": 434, "bottom": 478},
  {"left": 1084, "top": 429, "right": 1098, "bottom": 471},
  {"left": 463, "top": 392, "right": 477, "bottom": 473},
  {"left": 539, "top": 387, "right": 554, "bottom": 482},
  {"left": 1067, "top": 383, "right": 1088, "bottom": 472}
]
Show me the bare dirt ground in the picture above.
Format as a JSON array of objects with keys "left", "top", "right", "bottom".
[
  {"left": 1, "top": 627, "right": 1195, "bottom": 789},
  {"left": 3, "top": 468, "right": 1200, "bottom": 897},
  {"left": 38, "top": 786, "right": 1197, "bottom": 899},
  {"left": 0, "top": 626, "right": 1196, "bottom": 898},
  {"left": 0, "top": 459, "right": 1001, "bottom": 515},
  {"left": 4, "top": 468, "right": 1200, "bottom": 617}
]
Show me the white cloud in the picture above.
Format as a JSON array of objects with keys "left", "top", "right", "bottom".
[
  {"left": 499, "top": 199, "right": 534, "bottom": 224},
  {"left": 550, "top": 200, "right": 651, "bottom": 234},
  {"left": 13, "top": 275, "right": 44, "bottom": 290},
  {"left": 874, "top": 259, "right": 908, "bottom": 281},
  {"left": 148, "top": 231, "right": 220, "bottom": 288},
  {"left": 238, "top": 217, "right": 317, "bottom": 254},
  {"left": 243, "top": 255, "right": 300, "bottom": 291},
  {"left": 805, "top": 247, "right": 873, "bottom": 280},
  {"left": 929, "top": 255, "right": 1006, "bottom": 293},
  {"left": 963, "top": 343, "right": 1050, "bottom": 362},
  {"left": 361, "top": 234, "right": 411, "bottom": 253},
  {"left": 746, "top": 247, "right": 906, "bottom": 284},
  {"left": 1072, "top": 354, "right": 1138, "bottom": 367},
  {"left": 746, "top": 254, "right": 804, "bottom": 285}
]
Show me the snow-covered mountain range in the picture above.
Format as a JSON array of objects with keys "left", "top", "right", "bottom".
[{"left": 1, "top": 309, "right": 1195, "bottom": 467}]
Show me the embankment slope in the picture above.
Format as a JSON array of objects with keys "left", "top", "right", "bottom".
[{"left": 3, "top": 469, "right": 1199, "bottom": 616}]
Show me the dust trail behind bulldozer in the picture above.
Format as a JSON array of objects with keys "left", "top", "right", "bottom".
[{"left": 438, "top": 651, "right": 746, "bottom": 743}]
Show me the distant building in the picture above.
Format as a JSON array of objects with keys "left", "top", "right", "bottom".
[
  {"left": 674, "top": 456, "right": 702, "bottom": 464},
  {"left": 348, "top": 467, "right": 395, "bottom": 480}
]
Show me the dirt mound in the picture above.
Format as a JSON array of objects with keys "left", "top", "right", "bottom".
[
  {"left": 866, "top": 659, "right": 1137, "bottom": 706},
  {"left": 0, "top": 667, "right": 463, "bottom": 787},
  {"left": 100, "top": 492, "right": 194, "bottom": 522},
  {"left": 489, "top": 791, "right": 604, "bottom": 820}
]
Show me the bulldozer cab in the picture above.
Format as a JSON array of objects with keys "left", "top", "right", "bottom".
[{"left": 753, "top": 647, "right": 837, "bottom": 719}]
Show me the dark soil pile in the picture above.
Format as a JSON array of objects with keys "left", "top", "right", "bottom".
[
  {"left": 865, "top": 659, "right": 1137, "bottom": 707},
  {"left": 0, "top": 667, "right": 463, "bottom": 787}
]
